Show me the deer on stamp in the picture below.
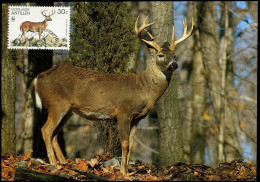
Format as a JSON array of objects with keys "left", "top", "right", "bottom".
[
  {"left": 31, "top": 15, "right": 195, "bottom": 175},
  {"left": 20, "top": 9, "right": 55, "bottom": 41}
]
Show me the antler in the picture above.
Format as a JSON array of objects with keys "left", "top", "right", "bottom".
[
  {"left": 169, "top": 17, "right": 195, "bottom": 51},
  {"left": 41, "top": 9, "right": 48, "bottom": 17},
  {"left": 48, "top": 9, "right": 56, "bottom": 16},
  {"left": 135, "top": 15, "right": 162, "bottom": 52}
]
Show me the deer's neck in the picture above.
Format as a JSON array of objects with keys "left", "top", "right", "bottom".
[
  {"left": 42, "top": 20, "right": 48, "bottom": 28},
  {"left": 138, "top": 63, "right": 172, "bottom": 98}
]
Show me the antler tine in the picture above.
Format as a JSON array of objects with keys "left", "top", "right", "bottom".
[
  {"left": 51, "top": 9, "right": 56, "bottom": 16},
  {"left": 47, "top": 9, "right": 56, "bottom": 16},
  {"left": 135, "top": 15, "right": 156, "bottom": 35},
  {"left": 175, "top": 17, "right": 195, "bottom": 45},
  {"left": 169, "top": 25, "right": 175, "bottom": 51},
  {"left": 135, "top": 15, "right": 140, "bottom": 34},
  {"left": 41, "top": 9, "right": 47, "bottom": 17},
  {"left": 135, "top": 15, "right": 162, "bottom": 52},
  {"left": 182, "top": 18, "right": 187, "bottom": 36},
  {"left": 143, "top": 29, "right": 153, "bottom": 40},
  {"left": 169, "top": 17, "right": 195, "bottom": 51}
]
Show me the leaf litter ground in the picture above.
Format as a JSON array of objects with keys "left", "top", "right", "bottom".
[{"left": 1, "top": 150, "right": 256, "bottom": 181}]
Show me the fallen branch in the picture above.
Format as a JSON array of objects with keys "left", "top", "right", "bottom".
[
  {"left": 15, "top": 168, "right": 77, "bottom": 181},
  {"left": 68, "top": 168, "right": 110, "bottom": 181}
]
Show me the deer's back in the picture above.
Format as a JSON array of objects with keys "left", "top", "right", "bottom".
[{"left": 35, "top": 64, "right": 143, "bottom": 113}]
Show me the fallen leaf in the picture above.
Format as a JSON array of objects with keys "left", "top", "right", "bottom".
[
  {"left": 102, "top": 166, "right": 114, "bottom": 174},
  {"left": 75, "top": 158, "right": 88, "bottom": 172},
  {"left": 251, "top": 166, "right": 256, "bottom": 175},
  {"left": 208, "top": 175, "right": 221, "bottom": 181},
  {"left": 95, "top": 170, "right": 102, "bottom": 176},
  {"left": 137, "top": 165, "right": 145, "bottom": 170},
  {"left": 88, "top": 158, "right": 98, "bottom": 168},
  {"left": 22, "top": 149, "right": 33, "bottom": 161},
  {"left": 114, "top": 171, "right": 121, "bottom": 177}
]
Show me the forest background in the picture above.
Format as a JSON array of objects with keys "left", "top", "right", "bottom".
[{"left": 1, "top": 1, "right": 257, "bottom": 171}]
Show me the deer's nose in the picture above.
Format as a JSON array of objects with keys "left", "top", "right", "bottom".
[{"left": 167, "top": 61, "right": 178, "bottom": 71}]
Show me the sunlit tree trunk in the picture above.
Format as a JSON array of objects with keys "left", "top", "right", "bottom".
[
  {"left": 220, "top": 2, "right": 242, "bottom": 162},
  {"left": 197, "top": 1, "right": 220, "bottom": 164},
  {"left": 151, "top": 1, "right": 184, "bottom": 166},
  {"left": 20, "top": 2, "right": 35, "bottom": 155},
  {"left": 189, "top": 1, "right": 206, "bottom": 164},
  {"left": 1, "top": 4, "right": 16, "bottom": 155},
  {"left": 218, "top": 2, "right": 229, "bottom": 163}
]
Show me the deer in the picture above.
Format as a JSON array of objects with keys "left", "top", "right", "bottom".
[
  {"left": 20, "top": 9, "right": 55, "bottom": 41},
  {"left": 31, "top": 15, "right": 195, "bottom": 175}
]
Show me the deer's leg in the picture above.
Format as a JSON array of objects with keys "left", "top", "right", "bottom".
[
  {"left": 127, "top": 120, "right": 139, "bottom": 167},
  {"left": 41, "top": 106, "right": 70, "bottom": 165},
  {"left": 52, "top": 110, "right": 73, "bottom": 164},
  {"left": 41, "top": 113, "right": 57, "bottom": 165},
  {"left": 117, "top": 114, "right": 131, "bottom": 175},
  {"left": 21, "top": 32, "right": 25, "bottom": 41},
  {"left": 39, "top": 30, "right": 41, "bottom": 41}
]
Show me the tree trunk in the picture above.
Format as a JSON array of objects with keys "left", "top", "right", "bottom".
[
  {"left": 218, "top": 2, "right": 229, "bottom": 163},
  {"left": 1, "top": 3, "right": 16, "bottom": 155},
  {"left": 175, "top": 1, "right": 194, "bottom": 164},
  {"left": 220, "top": 2, "right": 242, "bottom": 162},
  {"left": 197, "top": 1, "right": 220, "bottom": 164},
  {"left": 151, "top": 1, "right": 184, "bottom": 167},
  {"left": 247, "top": 1, "right": 258, "bottom": 23},
  {"left": 189, "top": 1, "right": 207, "bottom": 164},
  {"left": 19, "top": 49, "right": 33, "bottom": 155}
]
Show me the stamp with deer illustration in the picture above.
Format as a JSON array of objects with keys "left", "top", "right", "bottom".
[{"left": 8, "top": 6, "right": 70, "bottom": 50}]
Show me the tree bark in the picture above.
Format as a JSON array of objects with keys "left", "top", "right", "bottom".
[
  {"left": 197, "top": 1, "right": 220, "bottom": 164},
  {"left": 218, "top": 2, "right": 229, "bottom": 163},
  {"left": 151, "top": 2, "right": 184, "bottom": 167},
  {"left": 189, "top": 1, "right": 207, "bottom": 164},
  {"left": 220, "top": 2, "right": 242, "bottom": 162},
  {"left": 1, "top": 3, "right": 16, "bottom": 155}
]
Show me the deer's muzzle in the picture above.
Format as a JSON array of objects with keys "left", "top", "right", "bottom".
[{"left": 167, "top": 61, "right": 178, "bottom": 71}]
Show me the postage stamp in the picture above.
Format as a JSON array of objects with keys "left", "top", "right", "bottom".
[{"left": 8, "top": 6, "right": 70, "bottom": 50}]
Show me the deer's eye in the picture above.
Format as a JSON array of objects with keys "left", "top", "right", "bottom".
[{"left": 158, "top": 54, "right": 164, "bottom": 58}]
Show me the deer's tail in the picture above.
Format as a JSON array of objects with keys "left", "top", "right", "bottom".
[{"left": 31, "top": 77, "right": 42, "bottom": 110}]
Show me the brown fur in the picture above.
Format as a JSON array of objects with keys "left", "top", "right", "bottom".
[
  {"left": 31, "top": 15, "right": 194, "bottom": 175},
  {"left": 32, "top": 54, "right": 175, "bottom": 175}
]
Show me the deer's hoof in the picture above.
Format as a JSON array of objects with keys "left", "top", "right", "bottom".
[{"left": 120, "top": 167, "right": 127, "bottom": 176}]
